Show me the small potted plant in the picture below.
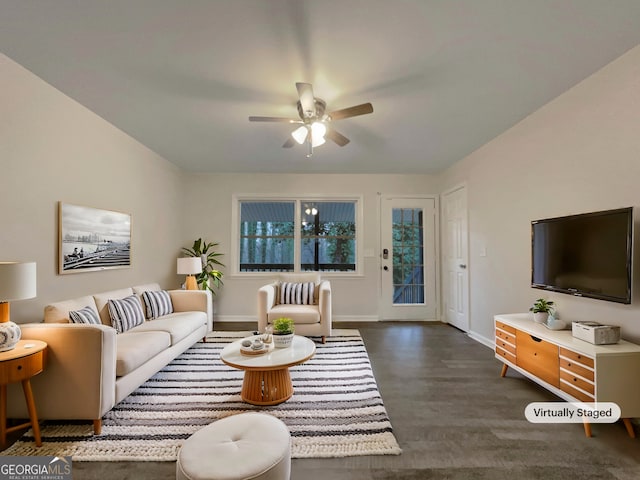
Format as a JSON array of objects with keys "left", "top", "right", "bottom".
[
  {"left": 529, "top": 298, "right": 555, "bottom": 324},
  {"left": 272, "top": 317, "right": 295, "bottom": 348}
]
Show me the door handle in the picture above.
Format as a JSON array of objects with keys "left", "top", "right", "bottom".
[
  {"left": 383, "top": 265, "right": 389, "bottom": 271},
  {"left": 459, "top": 264, "right": 467, "bottom": 269}
]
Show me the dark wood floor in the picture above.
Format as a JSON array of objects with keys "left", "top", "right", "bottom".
[{"left": 12, "top": 322, "right": 640, "bottom": 479}]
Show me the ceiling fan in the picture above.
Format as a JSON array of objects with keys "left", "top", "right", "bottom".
[{"left": 249, "top": 82, "right": 374, "bottom": 157}]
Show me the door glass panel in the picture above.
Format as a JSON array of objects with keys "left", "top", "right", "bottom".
[{"left": 392, "top": 208, "right": 425, "bottom": 304}]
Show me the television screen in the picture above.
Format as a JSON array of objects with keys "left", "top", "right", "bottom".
[{"left": 531, "top": 207, "right": 633, "bottom": 304}]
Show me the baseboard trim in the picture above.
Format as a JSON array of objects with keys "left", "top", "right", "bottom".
[
  {"left": 214, "top": 315, "right": 380, "bottom": 323},
  {"left": 468, "top": 330, "right": 494, "bottom": 349}
]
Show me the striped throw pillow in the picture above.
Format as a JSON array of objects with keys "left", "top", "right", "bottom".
[
  {"left": 280, "top": 282, "right": 315, "bottom": 305},
  {"left": 108, "top": 295, "right": 145, "bottom": 333},
  {"left": 69, "top": 306, "right": 101, "bottom": 325},
  {"left": 141, "top": 290, "right": 173, "bottom": 319}
]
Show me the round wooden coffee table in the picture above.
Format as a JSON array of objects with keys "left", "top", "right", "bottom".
[{"left": 220, "top": 335, "right": 315, "bottom": 406}]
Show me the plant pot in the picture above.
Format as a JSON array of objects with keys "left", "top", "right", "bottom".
[
  {"left": 533, "top": 312, "right": 549, "bottom": 324},
  {"left": 273, "top": 333, "right": 294, "bottom": 348}
]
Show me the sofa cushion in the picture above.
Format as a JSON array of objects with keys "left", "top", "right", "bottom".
[
  {"left": 68, "top": 306, "right": 101, "bottom": 325},
  {"left": 127, "top": 312, "right": 206, "bottom": 345},
  {"left": 267, "top": 304, "right": 320, "bottom": 325},
  {"left": 108, "top": 295, "right": 146, "bottom": 333},
  {"left": 93, "top": 287, "right": 135, "bottom": 325},
  {"left": 280, "top": 282, "right": 315, "bottom": 305},
  {"left": 44, "top": 295, "right": 97, "bottom": 323},
  {"left": 142, "top": 290, "right": 174, "bottom": 319},
  {"left": 116, "top": 331, "right": 171, "bottom": 376}
]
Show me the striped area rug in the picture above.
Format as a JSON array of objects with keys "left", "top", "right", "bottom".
[{"left": 2, "top": 329, "right": 401, "bottom": 461}]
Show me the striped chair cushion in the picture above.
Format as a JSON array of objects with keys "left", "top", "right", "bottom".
[
  {"left": 141, "top": 290, "right": 174, "bottom": 319},
  {"left": 108, "top": 295, "right": 145, "bottom": 333},
  {"left": 68, "top": 306, "right": 101, "bottom": 325},
  {"left": 280, "top": 282, "right": 315, "bottom": 305}
]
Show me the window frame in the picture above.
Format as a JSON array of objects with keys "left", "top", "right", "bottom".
[{"left": 231, "top": 194, "right": 364, "bottom": 277}]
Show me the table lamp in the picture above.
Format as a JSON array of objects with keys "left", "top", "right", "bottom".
[
  {"left": 177, "top": 257, "right": 202, "bottom": 290},
  {"left": 0, "top": 262, "right": 37, "bottom": 352}
]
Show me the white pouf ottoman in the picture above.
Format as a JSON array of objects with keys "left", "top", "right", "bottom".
[{"left": 176, "top": 412, "right": 291, "bottom": 480}]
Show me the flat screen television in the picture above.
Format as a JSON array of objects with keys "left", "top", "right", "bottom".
[{"left": 531, "top": 207, "right": 633, "bottom": 304}]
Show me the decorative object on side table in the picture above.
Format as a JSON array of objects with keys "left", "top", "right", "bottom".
[
  {"left": 529, "top": 298, "right": 555, "bottom": 324},
  {"left": 0, "top": 262, "right": 37, "bottom": 352},
  {"left": 181, "top": 238, "right": 224, "bottom": 294},
  {"left": 272, "top": 317, "right": 295, "bottom": 348},
  {"left": 177, "top": 257, "right": 202, "bottom": 290}
]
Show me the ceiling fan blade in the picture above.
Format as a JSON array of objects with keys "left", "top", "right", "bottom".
[
  {"left": 325, "top": 129, "right": 350, "bottom": 147},
  {"left": 296, "top": 82, "right": 316, "bottom": 118},
  {"left": 328, "top": 103, "right": 374, "bottom": 121},
  {"left": 249, "top": 116, "right": 299, "bottom": 123},
  {"left": 282, "top": 137, "right": 296, "bottom": 148}
]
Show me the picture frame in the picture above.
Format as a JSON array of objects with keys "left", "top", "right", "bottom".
[{"left": 58, "top": 202, "right": 132, "bottom": 274}]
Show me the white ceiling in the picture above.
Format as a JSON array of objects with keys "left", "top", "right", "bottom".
[{"left": 2, "top": 1, "right": 640, "bottom": 174}]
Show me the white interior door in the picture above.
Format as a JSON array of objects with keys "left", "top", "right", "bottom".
[
  {"left": 380, "top": 196, "right": 437, "bottom": 320},
  {"left": 442, "top": 185, "right": 469, "bottom": 331}
]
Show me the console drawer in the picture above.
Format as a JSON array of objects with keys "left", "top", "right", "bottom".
[
  {"left": 516, "top": 331, "right": 559, "bottom": 387},
  {"left": 495, "top": 337, "right": 516, "bottom": 355},
  {"left": 559, "top": 348, "right": 594, "bottom": 369},
  {"left": 560, "top": 370, "right": 595, "bottom": 395},
  {"left": 560, "top": 378, "right": 595, "bottom": 402},
  {"left": 496, "top": 321, "right": 516, "bottom": 335},
  {"left": 496, "top": 346, "right": 516, "bottom": 364},
  {"left": 495, "top": 328, "right": 516, "bottom": 344},
  {"left": 559, "top": 357, "right": 594, "bottom": 382}
]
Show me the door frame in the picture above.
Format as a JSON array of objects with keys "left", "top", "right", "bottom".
[
  {"left": 378, "top": 194, "right": 440, "bottom": 321},
  {"left": 440, "top": 183, "right": 470, "bottom": 331}
]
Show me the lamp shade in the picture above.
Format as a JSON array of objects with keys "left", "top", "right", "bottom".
[
  {"left": 177, "top": 257, "right": 202, "bottom": 275},
  {"left": 0, "top": 262, "right": 37, "bottom": 302}
]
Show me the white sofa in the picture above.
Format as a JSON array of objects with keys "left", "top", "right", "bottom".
[{"left": 6, "top": 283, "right": 211, "bottom": 434}]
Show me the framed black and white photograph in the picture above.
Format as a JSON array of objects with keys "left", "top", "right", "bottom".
[{"left": 58, "top": 202, "right": 132, "bottom": 274}]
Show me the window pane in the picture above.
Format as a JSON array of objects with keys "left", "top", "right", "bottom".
[
  {"left": 240, "top": 202, "right": 295, "bottom": 272},
  {"left": 392, "top": 208, "right": 425, "bottom": 304},
  {"left": 300, "top": 201, "right": 356, "bottom": 272}
]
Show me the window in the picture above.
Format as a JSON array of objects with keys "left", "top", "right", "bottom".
[
  {"left": 234, "top": 197, "right": 361, "bottom": 274},
  {"left": 239, "top": 201, "right": 295, "bottom": 272}
]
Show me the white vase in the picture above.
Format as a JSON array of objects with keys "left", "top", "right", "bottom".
[
  {"left": 533, "top": 312, "right": 549, "bottom": 324},
  {"left": 273, "top": 333, "right": 294, "bottom": 348}
]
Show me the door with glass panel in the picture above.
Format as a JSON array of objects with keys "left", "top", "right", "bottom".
[{"left": 380, "top": 196, "right": 437, "bottom": 320}]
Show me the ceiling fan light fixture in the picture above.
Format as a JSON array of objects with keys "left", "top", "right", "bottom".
[
  {"left": 311, "top": 134, "right": 326, "bottom": 148},
  {"left": 291, "top": 125, "right": 308, "bottom": 145},
  {"left": 311, "top": 121, "right": 327, "bottom": 139}
]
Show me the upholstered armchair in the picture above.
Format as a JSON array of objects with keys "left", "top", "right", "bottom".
[{"left": 257, "top": 273, "right": 332, "bottom": 343}]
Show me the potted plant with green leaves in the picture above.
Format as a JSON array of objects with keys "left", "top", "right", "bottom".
[
  {"left": 181, "top": 238, "right": 224, "bottom": 294},
  {"left": 529, "top": 298, "right": 555, "bottom": 324},
  {"left": 272, "top": 317, "right": 295, "bottom": 348}
]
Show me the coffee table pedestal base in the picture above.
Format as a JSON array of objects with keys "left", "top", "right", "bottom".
[{"left": 241, "top": 369, "right": 293, "bottom": 406}]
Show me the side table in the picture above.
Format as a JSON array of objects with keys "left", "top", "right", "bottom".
[{"left": 0, "top": 339, "right": 47, "bottom": 447}]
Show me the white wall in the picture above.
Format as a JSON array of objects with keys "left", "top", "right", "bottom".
[
  {"left": 0, "top": 54, "right": 184, "bottom": 323},
  {"left": 439, "top": 45, "right": 640, "bottom": 344},
  {"left": 179, "top": 173, "right": 439, "bottom": 321}
]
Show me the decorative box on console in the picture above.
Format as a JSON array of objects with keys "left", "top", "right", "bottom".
[{"left": 572, "top": 321, "right": 620, "bottom": 345}]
